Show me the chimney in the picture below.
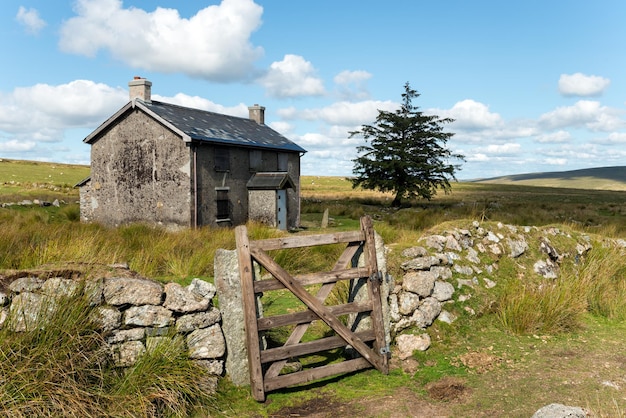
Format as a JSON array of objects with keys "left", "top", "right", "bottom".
[
  {"left": 128, "top": 76, "right": 152, "bottom": 103},
  {"left": 248, "top": 104, "right": 265, "bottom": 125}
]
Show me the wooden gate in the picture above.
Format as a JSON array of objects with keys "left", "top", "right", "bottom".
[{"left": 235, "top": 216, "right": 389, "bottom": 401}]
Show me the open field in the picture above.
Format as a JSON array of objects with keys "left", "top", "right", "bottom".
[{"left": 1, "top": 160, "right": 626, "bottom": 416}]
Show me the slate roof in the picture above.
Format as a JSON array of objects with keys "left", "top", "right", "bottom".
[{"left": 84, "top": 99, "right": 305, "bottom": 153}]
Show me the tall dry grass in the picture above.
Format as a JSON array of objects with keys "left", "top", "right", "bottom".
[
  {"left": 0, "top": 209, "right": 240, "bottom": 281},
  {"left": 497, "top": 243, "right": 626, "bottom": 334},
  {"left": 0, "top": 291, "right": 213, "bottom": 417}
]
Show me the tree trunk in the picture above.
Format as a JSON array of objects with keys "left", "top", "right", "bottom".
[{"left": 391, "top": 193, "right": 402, "bottom": 207}]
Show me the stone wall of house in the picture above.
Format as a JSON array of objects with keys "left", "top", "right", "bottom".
[
  {"left": 88, "top": 109, "right": 192, "bottom": 228},
  {"left": 0, "top": 270, "right": 224, "bottom": 392}
]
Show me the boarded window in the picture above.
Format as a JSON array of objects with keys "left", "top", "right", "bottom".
[
  {"left": 215, "top": 147, "right": 230, "bottom": 172},
  {"left": 278, "top": 153, "right": 288, "bottom": 172},
  {"left": 249, "top": 150, "right": 262, "bottom": 172},
  {"left": 216, "top": 188, "right": 230, "bottom": 220}
]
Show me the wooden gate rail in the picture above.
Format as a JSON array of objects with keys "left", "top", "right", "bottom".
[{"left": 235, "top": 216, "right": 389, "bottom": 401}]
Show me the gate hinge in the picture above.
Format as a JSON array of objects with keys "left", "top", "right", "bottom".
[
  {"left": 379, "top": 345, "right": 391, "bottom": 357},
  {"left": 369, "top": 271, "right": 383, "bottom": 282}
]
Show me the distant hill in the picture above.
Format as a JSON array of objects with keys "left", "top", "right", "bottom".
[{"left": 473, "top": 166, "right": 626, "bottom": 191}]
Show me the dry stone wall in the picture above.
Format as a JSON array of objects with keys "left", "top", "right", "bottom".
[
  {"left": 0, "top": 269, "right": 225, "bottom": 390},
  {"left": 389, "top": 220, "right": 598, "bottom": 358}
]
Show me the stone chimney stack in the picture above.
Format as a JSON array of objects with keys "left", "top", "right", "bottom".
[
  {"left": 128, "top": 76, "right": 152, "bottom": 103},
  {"left": 248, "top": 104, "right": 265, "bottom": 125}
]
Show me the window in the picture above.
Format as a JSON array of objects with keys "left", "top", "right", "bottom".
[
  {"left": 216, "top": 188, "right": 230, "bottom": 220},
  {"left": 215, "top": 147, "right": 230, "bottom": 172},
  {"left": 249, "top": 149, "right": 262, "bottom": 172},
  {"left": 278, "top": 153, "right": 288, "bottom": 172}
]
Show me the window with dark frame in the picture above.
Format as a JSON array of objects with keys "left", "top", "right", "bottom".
[
  {"left": 278, "top": 153, "right": 288, "bottom": 172},
  {"left": 249, "top": 149, "right": 262, "bottom": 172},
  {"left": 214, "top": 147, "right": 230, "bottom": 172},
  {"left": 216, "top": 189, "right": 230, "bottom": 220}
]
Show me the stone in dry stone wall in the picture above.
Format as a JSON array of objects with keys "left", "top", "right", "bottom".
[{"left": 104, "top": 277, "right": 163, "bottom": 306}]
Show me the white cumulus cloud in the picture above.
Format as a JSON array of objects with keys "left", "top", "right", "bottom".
[
  {"left": 558, "top": 73, "right": 610, "bottom": 97},
  {"left": 334, "top": 70, "right": 372, "bottom": 85},
  {"left": 58, "top": 0, "right": 264, "bottom": 81},
  {"left": 16, "top": 6, "right": 46, "bottom": 34},
  {"left": 155, "top": 93, "right": 248, "bottom": 118},
  {"left": 333, "top": 70, "right": 372, "bottom": 100},
  {"left": 592, "top": 132, "right": 626, "bottom": 145},
  {"left": 535, "top": 130, "right": 571, "bottom": 143},
  {"left": 259, "top": 54, "right": 325, "bottom": 98},
  {"left": 297, "top": 100, "right": 397, "bottom": 126},
  {"left": 435, "top": 100, "right": 503, "bottom": 130},
  {"left": 0, "top": 80, "right": 126, "bottom": 142},
  {"left": 539, "top": 100, "right": 624, "bottom": 131},
  {"left": 483, "top": 143, "right": 521, "bottom": 155},
  {"left": 0, "top": 139, "right": 37, "bottom": 153}
]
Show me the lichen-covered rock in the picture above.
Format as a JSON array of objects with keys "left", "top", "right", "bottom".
[
  {"left": 106, "top": 328, "right": 145, "bottom": 344},
  {"left": 432, "top": 281, "right": 454, "bottom": 302},
  {"left": 531, "top": 403, "right": 586, "bottom": 418},
  {"left": 113, "top": 341, "right": 146, "bottom": 367},
  {"left": 41, "top": 277, "right": 80, "bottom": 298},
  {"left": 397, "top": 291, "right": 420, "bottom": 316},
  {"left": 402, "top": 270, "right": 436, "bottom": 297},
  {"left": 401, "top": 246, "right": 428, "bottom": 258},
  {"left": 188, "top": 278, "right": 217, "bottom": 299},
  {"left": 437, "top": 310, "right": 457, "bottom": 324},
  {"left": 187, "top": 324, "right": 226, "bottom": 359},
  {"left": 164, "top": 282, "right": 210, "bottom": 313},
  {"left": 430, "top": 266, "right": 452, "bottom": 280},
  {"left": 534, "top": 259, "right": 559, "bottom": 279},
  {"left": 401, "top": 256, "right": 441, "bottom": 271},
  {"left": 395, "top": 333, "right": 431, "bottom": 360},
  {"left": 92, "top": 305, "right": 122, "bottom": 332},
  {"left": 9, "top": 292, "right": 56, "bottom": 331},
  {"left": 104, "top": 277, "right": 163, "bottom": 306},
  {"left": 416, "top": 297, "right": 442, "bottom": 328},
  {"left": 176, "top": 308, "right": 221, "bottom": 333},
  {"left": 422, "top": 235, "right": 447, "bottom": 251},
  {"left": 9, "top": 277, "right": 44, "bottom": 293},
  {"left": 124, "top": 305, "right": 172, "bottom": 327},
  {"left": 507, "top": 236, "right": 529, "bottom": 258}
]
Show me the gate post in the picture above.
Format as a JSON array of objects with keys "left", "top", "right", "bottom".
[{"left": 235, "top": 225, "right": 266, "bottom": 401}]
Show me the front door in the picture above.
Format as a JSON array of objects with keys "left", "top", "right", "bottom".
[{"left": 276, "top": 189, "right": 287, "bottom": 230}]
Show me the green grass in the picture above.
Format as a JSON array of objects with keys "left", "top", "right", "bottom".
[
  {"left": 0, "top": 158, "right": 89, "bottom": 204},
  {"left": 2, "top": 161, "right": 626, "bottom": 416}
]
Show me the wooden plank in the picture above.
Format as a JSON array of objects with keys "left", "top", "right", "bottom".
[
  {"left": 260, "top": 330, "right": 375, "bottom": 363},
  {"left": 263, "top": 242, "right": 362, "bottom": 379},
  {"left": 264, "top": 358, "right": 373, "bottom": 393},
  {"left": 234, "top": 226, "right": 265, "bottom": 402},
  {"left": 361, "top": 216, "right": 390, "bottom": 375},
  {"left": 250, "top": 246, "right": 386, "bottom": 372},
  {"left": 250, "top": 230, "right": 364, "bottom": 251},
  {"left": 257, "top": 300, "right": 373, "bottom": 331},
  {"left": 253, "top": 266, "right": 368, "bottom": 293}
]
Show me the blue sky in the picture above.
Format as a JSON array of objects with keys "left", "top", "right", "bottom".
[{"left": 2, "top": 0, "right": 626, "bottom": 179}]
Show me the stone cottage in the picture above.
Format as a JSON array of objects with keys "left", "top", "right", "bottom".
[{"left": 78, "top": 77, "right": 306, "bottom": 230}]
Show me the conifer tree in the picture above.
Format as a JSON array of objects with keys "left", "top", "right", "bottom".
[{"left": 350, "top": 82, "right": 464, "bottom": 206}]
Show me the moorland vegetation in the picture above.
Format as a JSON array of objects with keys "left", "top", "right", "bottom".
[{"left": 0, "top": 159, "right": 625, "bottom": 416}]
